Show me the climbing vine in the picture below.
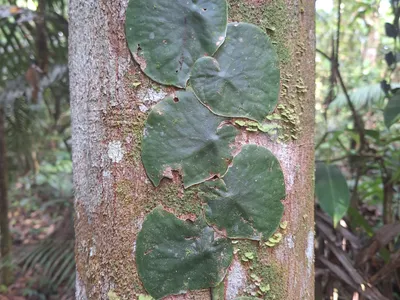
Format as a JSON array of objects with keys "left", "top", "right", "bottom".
[{"left": 125, "top": 0, "right": 286, "bottom": 299}]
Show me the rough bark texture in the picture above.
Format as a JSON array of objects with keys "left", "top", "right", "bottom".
[
  {"left": 0, "top": 107, "right": 12, "bottom": 285},
  {"left": 69, "top": 0, "right": 315, "bottom": 299}
]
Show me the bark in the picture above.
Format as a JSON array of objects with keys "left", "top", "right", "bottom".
[
  {"left": 69, "top": 0, "right": 315, "bottom": 299},
  {"left": 36, "top": 0, "right": 48, "bottom": 73},
  {"left": 0, "top": 106, "right": 12, "bottom": 285}
]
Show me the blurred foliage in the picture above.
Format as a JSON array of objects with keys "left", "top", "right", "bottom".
[
  {"left": 0, "top": 0, "right": 73, "bottom": 298},
  {"left": 315, "top": 0, "right": 400, "bottom": 299}
]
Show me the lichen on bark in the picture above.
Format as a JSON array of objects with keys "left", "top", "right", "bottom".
[{"left": 70, "top": 0, "right": 315, "bottom": 299}]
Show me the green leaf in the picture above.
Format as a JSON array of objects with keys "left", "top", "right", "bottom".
[
  {"left": 141, "top": 90, "right": 238, "bottom": 188},
  {"left": 136, "top": 207, "right": 233, "bottom": 299},
  {"left": 384, "top": 90, "right": 400, "bottom": 128},
  {"left": 202, "top": 145, "right": 285, "bottom": 240},
  {"left": 364, "top": 129, "right": 380, "bottom": 141},
  {"left": 125, "top": 0, "right": 228, "bottom": 88},
  {"left": 190, "top": 22, "right": 280, "bottom": 122},
  {"left": 315, "top": 163, "right": 350, "bottom": 226},
  {"left": 234, "top": 297, "right": 258, "bottom": 300}
]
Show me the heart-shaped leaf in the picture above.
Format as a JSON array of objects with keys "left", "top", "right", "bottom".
[
  {"left": 125, "top": 0, "right": 228, "bottom": 88},
  {"left": 385, "top": 22, "right": 398, "bottom": 38},
  {"left": 190, "top": 22, "right": 280, "bottom": 122},
  {"left": 201, "top": 145, "right": 285, "bottom": 240},
  {"left": 315, "top": 163, "right": 350, "bottom": 227},
  {"left": 136, "top": 207, "right": 233, "bottom": 299},
  {"left": 385, "top": 52, "right": 396, "bottom": 66},
  {"left": 384, "top": 90, "right": 400, "bottom": 128},
  {"left": 141, "top": 90, "right": 238, "bottom": 188}
]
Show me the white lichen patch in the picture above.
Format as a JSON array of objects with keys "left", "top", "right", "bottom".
[
  {"left": 102, "top": 170, "right": 111, "bottom": 178},
  {"left": 226, "top": 260, "right": 247, "bottom": 300},
  {"left": 89, "top": 237, "right": 97, "bottom": 257},
  {"left": 272, "top": 143, "right": 295, "bottom": 191},
  {"left": 286, "top": 234, "right": 295, "bottom": 249},
  {"left": 306, "top": 230, "right": 314, "bottom": 276},
  {"left": 139, "top": 104, "right": 149, "bottom": 112},
  {"left": 132, "top": 216, "right": 145, "bottom": 257},
  {"left": 133, "top": 214, "right": 144, "bottom": 234},
  {"left": 137, "top": 88, "right": 167, "bottom": 103},
  {"left": 143, "top": 127, "right": 148, "bottom": 137},
  {"left": 125, "top": 135, "right": 132, "bottom": 144},
  {"left": 75, "top": 271, "right": 88, "bottom": 300},
  {"left": 132, "top": 241, "right": 136, "bottom": 256},
  {"left": 107, "top": 141, "right": 125, "bottom": 163}
]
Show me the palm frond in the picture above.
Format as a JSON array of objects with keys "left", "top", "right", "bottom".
[
  {"left": 329, "top": 83, "right": 400, "bottom": 110},
  {"left": 0, "top": 4, "right": 68, "bottom": 87},
  {"left": 0, "top": 64, "right": 68, "bottom": 107},
  {"left": 21, "top": 241, "right": 54, "bottom": 273},
  {"left": 14, "top": 239, "right": 75, "bottom": 292}
]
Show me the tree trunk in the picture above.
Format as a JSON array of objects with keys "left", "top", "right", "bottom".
[
  {"left": 0, "top": 106, "right": 12, "bottom": 285},
  {"left": 69, "top": 1, "right": 315, "bottom": 299}
]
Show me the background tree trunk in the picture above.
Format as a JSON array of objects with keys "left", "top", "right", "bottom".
[
  {"left": 70, "top": 0, "right": 315, "bottom": 299},
  {"left": 0, "top": 106, "right": 12, "bottom": 286}
]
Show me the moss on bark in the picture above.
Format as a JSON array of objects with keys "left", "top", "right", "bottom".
[{"left": 71, "top": 0, "right": 315, "bottom": 299}]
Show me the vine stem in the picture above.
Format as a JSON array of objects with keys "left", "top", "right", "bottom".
[{"left": 211, "top": 281, "right": 225, "bottom": 300}]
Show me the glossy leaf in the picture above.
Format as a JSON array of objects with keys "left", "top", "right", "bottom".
[
  {"left": 385, "top": 52, "right": 395, "bottom": 67},
  {"left": 141, "top": 90, "right": 238, "bottom": 188},
  {"left": 385, "top": 22, "right": 398, "bottom": 38},
  {"left": 125, "top": 0, "right": 228, "bottom": 87},
  {"left": 136, "top": 207, "right": 233, "bottom": 299},
  {"left": 190, "top": 22, "right": 280, "bottom": 122},
  {"left": 315, "top": 163, "right": 350, "bottom": 227},
  {"left": 384, "top": 90, "right": 400, "bottom": 128},
  {"left": 202, "top": 145, "right": 285, "bottom": 240}
]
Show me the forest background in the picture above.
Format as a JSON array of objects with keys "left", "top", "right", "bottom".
[{"left": 0, "top": 0, "right": 399, "bottom": 299}]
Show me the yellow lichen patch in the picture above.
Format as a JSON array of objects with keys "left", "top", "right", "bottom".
[
  {"left": 276, "top": 70, "right": 308, "bottom": 141},
  {"left": 107, "top": 290, "right": 121, "bottom": 300},
  {"left": 280, "top": 221, "right": 288, "bottom": 230},
  {"left": 235, "top": 240, "right": 285, "bottom": 299}
]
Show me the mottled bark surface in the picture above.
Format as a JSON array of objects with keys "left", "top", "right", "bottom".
[
  {"left": 69, "top": 0, "right": 315, "bottom": 299},
  {"left": 0, "top": 107, "right": 12, "bottom": 285}
]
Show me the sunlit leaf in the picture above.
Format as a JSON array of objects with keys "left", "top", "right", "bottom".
[{"left": 315, "top": 163, "right": 350, "bottom": 226}]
